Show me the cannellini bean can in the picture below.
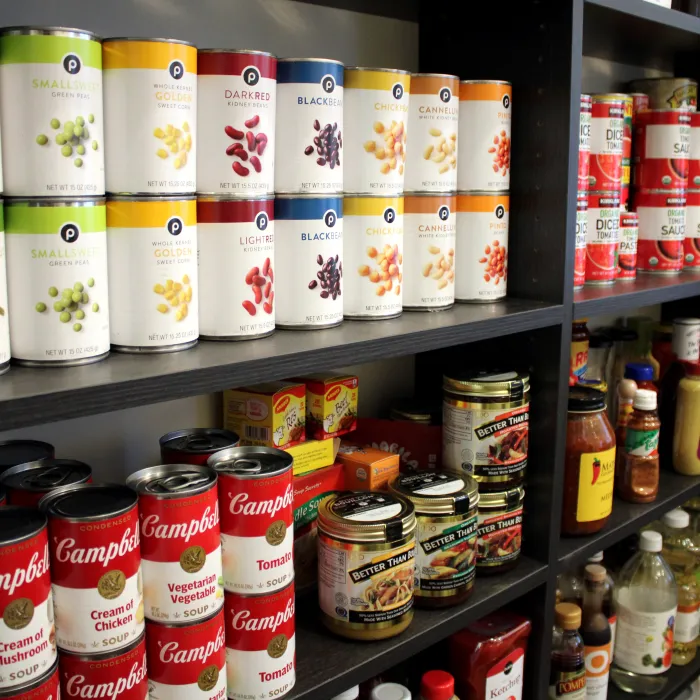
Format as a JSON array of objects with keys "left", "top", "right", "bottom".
[
  {"left": 0, "top": 27, "right": 104, "bottom": 197},
  {"left": 5, "top": 197, "right": 109, "bottom": 367},
  {"left": 103, "top": 38, "right": 197, "bottom": 194},
  {"left": 40, "top": 484, "right": 144, "bottom": 654},
  {"left": 0, "top": 662, "right": 59, "bottom": 699},
  {"left": 689, "top": 112, "right": 700, "bottom": 188},
  {"left": 1, "top": 459, "right": 92, "bottom": 507},
  {"left": 589, "top": 94, "right": 625, "bottom": 192},
  {"left": 585, "top": 191, "right": 620, "bottom": 285},
  {"left": 618, "top": 211, "right": 639, "bottom": 281},
  {"left": 455, "top": 193, "right": 509, "bottom": 302},
  {"left": 402, "top": 193, "right": 456, "bottom": 310},
  {"left": 197, "top": 196, "right": 274, "bottom": 339},
  {"left": 458, "top": 80, "right": 512, "bottom": 192},
  {"left": 274, "top": 195, "right": 343, "bottom": 328},
  {"left": 404, "top": 73, "right": 459, "bottom": 193},
  {"left": 343, "top": 194, "right": 403, "bottom": 319},
  {"left": 574, "top": 192, "right": 589, "bottom": 290},
  {"left": 0, "top": 205, "right": 10, "bottom": 375},
  {"left": 126, "top": 465, "right": 223, "bottom": 623},
  {"left": 685, "top": 189, "right": 700, "bottom": 270},
  {"left": 343, "top": 67, "right": 410, "bottom": 194},
  {"left": 224, "top": 584, "right": 295, "bottom": 700},
  {"left": 275, "top": 58, "right": 344, "bottom": 194},
  {"left": 579, "top": 95, "right": 592, "bottom": 192}
]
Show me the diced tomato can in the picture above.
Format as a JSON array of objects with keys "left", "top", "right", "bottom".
[
  {"left": 689, "top": 112, "right": 700, "bottom": 189},
  {"left": 574, "top": 192, "right": 588, "bottom": 290},
  {"left": 0, "top": 662, "right": 59, "bottom": 700},
  {"left": 578, "top": 94, "right": 592, "bottom": 192},
  {"left": 622, "top": 95, "right": 633, "bottom": 190},
  {"left": 630, "top": 93, "right": 650, "bottom": 124},
  {"left": 618, "top": 212, "right": 639, "bottom": 281},
  {"left": 589, "top": 94, "right": 625, "bottom": 192},
  {"left": 159, "top": 428, "right": 241, "bottom": 465},
  {"left": 1, "top": 459, "right": 92, "bottom": 507},
  {"left": 685, "top": 189, "right": 700, "bottom": 271},
  {"left": 585, "top": 191, "right": 620, "bottom": 285}
]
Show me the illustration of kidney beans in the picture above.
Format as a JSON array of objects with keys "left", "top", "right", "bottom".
[
  {"left": 242, "top": 300, "right": 257, "bottom": 316},
  {"left": 233, "top": 162, "right": 250, "bottom": 176},
  {"left": 236, "top": 150, "right": 249, "bottom": 162},
  {"left": 225, "top": 125, "right": 244, "bottom": 140},
  {"left": 253, "top": 285, "right": 263, "bottom": 304},
  {"left": 264, "top": 282, "right": 271, "bottom": 299},
  {"left": 245, "top": 267, "right": 260, "bottom": 285},
  {"left": 263, "top": 302, "right": 273, "bottom": 315},
  {"left": 246, "top": 131, "right": 256, "bottom": 151},
  {"left": 252, "top": 275, "right": 266, "bottom": 287},
  {"left": 256, "top": 133, "right": 267, "bottom": 144},
  {"left": 257, "top": 141, "right": 267, "bottom": 156},
  {"left": 262, "top": 257, "right": 270, "bottom": 277},
  {"left": 250, "top": 155, "right": 262, "bottom": 173},
  {"left": 268, "top": 267, "right": 274, "bottom": 283},
  {"left": 245, "top": 115, "right": 260, "bottom": 129},
  {"left": 226, "top": 144, "right": 238, "bottom": 156}
]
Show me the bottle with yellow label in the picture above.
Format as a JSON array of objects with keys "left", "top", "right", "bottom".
[{"left": 673, "top": 362, "right": 700, "bottom": 476}]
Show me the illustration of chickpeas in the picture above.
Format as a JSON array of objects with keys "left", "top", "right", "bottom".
[
  {"left": 376, "top": 285, "right": 386, "bottom": 296},
  {"left": 373, "top": 122, "right": 385, "bottom": 134},
  {"left": 358, "top": 265, "right": 370, "bottom": 276},
  {"left": 364, "top": 141, "right": 376, "bottom": 152},
  {"left": 367, "top": 247, "right": 378, "bottom": 258},
  {"left": 380, "top": 163, "right": 391, "bottom": 174},
  {"left": 422, "top": 263, "right": 433, "bottom": 277},
  {"left": 369, "top": 270, "right": 380, "bottom": 283}
]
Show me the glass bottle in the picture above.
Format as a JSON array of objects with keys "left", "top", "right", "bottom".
[
  {"left": 608, "top": 326, "right": 640, "bottom": 421},
  {"left": 550, "top": 603, "right": 586, "bottom": 699},
  {"left": 570, "top": 319, "right": 591, "bottom": 386},
  {"left": 581, "top": 564, "right": 612, "bottom": 699},
  {"left": 588, "top": 552, "right": 617, "bottom": 651},
  {"left": 586, "top": 333, "right": 613, "bottom": 387},
  {"left": 623, "top": 363, "right": 658, "bottom": 394},
  {"left": 628, "top": 316, "right": 661, "bottom": 380}
]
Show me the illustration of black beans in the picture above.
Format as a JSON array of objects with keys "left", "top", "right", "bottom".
[
  {"left": 313, "top": 119, "right": 320, "bottom": 131},
  {"left": 306, "top": 120, "right": 342, "bottom": 170},
  {"left": 309, "top": 250, "right": 341, "bottom": 300},
  {"left": 320, "top": 290, "right": 329, "bottom": 299},
  {"left": 317, "top": 254, "right": 323, "bottom": 265},
  {"left": 317, "top": 271, "right": 324, "bottom": 280},
  {"left": 309, "top": 280, "right": 317, "bottom": 289},
  {"left": 304, "top": 146, "right": 314, "bottom": 156},
  {"left": 317, "top": 157, "right": 326, "bottom": 166}
]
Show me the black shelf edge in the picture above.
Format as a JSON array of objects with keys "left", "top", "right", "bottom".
[
  {"left": 608, "top": 652, "right": 700, "bottom": 700},
  {"left": 289, "top": 557, "right": 548, "bottom": 700}
]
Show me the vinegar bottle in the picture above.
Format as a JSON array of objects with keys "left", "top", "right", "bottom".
[{"left": 581, "top": 565, "right": 612, "bottom": 699}]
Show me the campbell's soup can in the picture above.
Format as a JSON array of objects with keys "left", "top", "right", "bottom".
[
  {"left": 0, "top": 508, "right": 55, "bottom": 690},
  {"left": 0, "top": 441, "right": 55, "bottom": 476},
  {"left": 197, "top": 196, "right": 274, "bottom": 339},
  {"left": 689, "top": 112, "right": 700, "bottom": 188},
  {"left": 209, "top": 446, "right": 293, "bottom": 594},
  {"left": 224, "top": 584, "right": 295, "bottom": 700},
  {"left": 1, "top": 459, "right": 92, "bottom": 507},
  {"left": 585, "top": 191, "right": 620, "bottom": 286},
  {"left": 0, "top": 204, "right": 10, "bottom": 376},
  {"left": 159, "top": 428, "right": 240, "bottom": 465},
  {"left": 618, "top": 211, "right": 639, "bottom": 281},
  {"left": 589, "top": 94, "right": 624, "bottom": 192},
  {"left": 574, "top": 192, "right": 588, "bottom": 289},
  {"left": 274, "top": 195, "right": 343, "bottom": 329},
  {"left": 40, "top": 484, "right": 144, "bottom": 653},
  {"left": 275, "top": 58, "right": 344, "bottom": 194},
  {"left": 684, "top": 189, "right": 700, "bottom": 271},
  {"left": 146, "top": 609, "right": 226, "bottom": 699},
  {"left": 633, "top": 189, "right": 686, "bottom": 274},
  {"left": 197, "top": 49, "right": 277, "bottom": 195},
  {"left": 628, "top": 78, "right": 697, "bottom": 112},
  {"left": 0, "top": 662, "right": 59, "bottom": 700},
  {"left": 578, "top": 94, "right": 592, "bottom": 192}
]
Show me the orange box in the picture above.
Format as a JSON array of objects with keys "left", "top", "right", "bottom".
[
  {"left": 293, "top": 373, "right": 359, "bottom": 440},
  {"left": 336, "top": 442, "right": 400, "bottom": 491}
]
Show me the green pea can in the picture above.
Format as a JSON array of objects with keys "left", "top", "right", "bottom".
[
  {"left": 4, "top": 197, "right": 109, "bottom": 366},
  {"left": 0, "top": 202, "right": 10, "bottom": 375}
]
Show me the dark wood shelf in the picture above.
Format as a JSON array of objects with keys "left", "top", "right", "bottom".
[
  {"left": 608, "top": 652, "right": 700, "bottom": 700},
  {"left": 296, "top": 0, "right": 418, "bottom": 20}
]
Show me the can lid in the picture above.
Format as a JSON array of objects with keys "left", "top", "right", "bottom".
[
  {"left": 345, "top": 66, "right": 410, "bottom": 75},
  {"left": 389, "top": 471, "right": 478, "bottom": 515},
  {"left": 389, "top": 397, "right": 440, "bottom": 423},
  {"left": 0, "top": 459, "right": 91, "bottom": 493},
  {"left": 662, "top": 507, "right": 690, "bottom": 529},
  {"left": 443, "top": 369, "right": 530, "bottom": 398},
  {"left": 477, "top": 485, "right": 525, "bottom": 510},
  {"left": 410, "top": 72, "right": 459, "bottom": 80},
  {"left": 160, "top": 428, "right": 240, "bottom": 454},
  {"left": 277, "top": 57, "right": 344, "bottom": 65},
  {"left": 198, "top": 48, "right": 276, "bottom": 58},
  {"left": 39, "top": 483, "right": 137, "bottom": 521},
  {"left": 208, "top": 445, "right": 293, "bottom": 479},
  {"left": 633, "top": 388, "right": 657, "bottom": 411},
  {"left": 0, "top": 440, "right": 54, "bottom": 472},
  {"left": 568, "top": 386, "right": 606, "bottom": 412},
  {"left": 0, "top": 26, "right": 100, "bottom": 40},
  {"left": 0, "top": 506, "right": 46, "bottom": 546},
  {"left": 103, "top": 36, "right": 195, "bottom": 47},
  {"left": 126, "top": 464, "right": 217, "bottom": 497},
  {"left": 459, "top": 79, "right": 511, "bottom": 86}
]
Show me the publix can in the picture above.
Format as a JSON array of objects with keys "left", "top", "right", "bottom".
[
  {"left": 343, "top": 67, "right": 410, "bottom": 193},
  {"left": 690, "top": 112, "right": 700, "bottom": 188},
  {"left": 685, "top": 189, "right": 700, "bottom": 270},
  {"left": 578, "top": 94, "right": 592, "bottom": 192},
  {"left": 274, "top": 195, "right": 343, "bottom": 329},
  {"left": 628, "top": 77, "right": 697, "bottom": 112},
  {"left": 633, "top": 189, "right": 686, "bottom": 274},
  {"left": 197, "top": 196, "right": 274, "bottom": 340},
  {"left": 589, "top": 94, "right": 624, "bottom": 192},
  {"left": 0, "top": 27, "right": 104, "bottom": 197},
  {"left": 1, "top": 459, "right": 92, "bottom": 507},
  {"left": 574, "top": 192, "right": 589, "bottom": 290},
  {"left": 343, "top": 194, "right": 403, "bottom": 319},
  {"left": 0, "top": 204, "right": 10, "bottom": 375},
  {"left": 404, "top": 73, "right": 459, "bottom": 193},
  {"left": 630, "top": 93, "right": 650, "bottom": 122},
  {"left": 0, "top": 662, "right": 59, "bottom": 699},
  {"left": 103, "top": 38, "right": 197, "bottom": 194},
  {"left": 585, "top": 191, "right": 620, "bottom": 286},
  {"left": 5, "top": 197, "right": 109, "bottom": 366},
  {"left": 455, "top": 192, "right": 509, "bottom": 302},
  {"left": 159, "top": 428, "right": 240, "bottom": 465},
  {"left": 618, "top": 211, "right": 639, "bottom": 281},
  {"left": 275, "top": 58, "right": 344, "bottom": 194},
  {"left": 402, "top": 193, "right": 456, "bottom": 311},
  {"left": 197, "top": 49, "right": 277, "bottom": 195}
]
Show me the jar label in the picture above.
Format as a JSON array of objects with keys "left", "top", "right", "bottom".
[
  {"left": 476, "top": 506, "right": 522, "bottom": 568},
  {"left": 616, "top": 399, "right": 634, "bottom": 430},
  {"left": 570, "top": 339, "right": 589, "bottom": 386},
  {"left": 584, "top": 642, "right": 611, "bottom": 699},
  {"left": 625, "top": 427, "right": 660, "bottom": 457},
  {"left": 674, "top": 603, "right": 700, "bottom": 643},
  {"left": 548, "top": 667, "right": 585, "bottom": 699},
  {"left": 576, "top": 447, "right": 615, "bottom": 523},
  {"left": 485, "top": 646, "right": 524, "bottom": 700}
]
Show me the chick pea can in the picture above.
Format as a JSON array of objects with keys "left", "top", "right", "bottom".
[
  {"left": 107, "top": 196, "right": 198, "bottom": 352},
  {"left": 0, "top": 204, "right": 10, "bottom": 375}
]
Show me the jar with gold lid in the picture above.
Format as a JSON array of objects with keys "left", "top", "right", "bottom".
[{"left": 476, "top": 485, "right": 524, "bottom": 574}]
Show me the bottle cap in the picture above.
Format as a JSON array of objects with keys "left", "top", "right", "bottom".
[
  {"left": 568, "top": 386, "right": 605, "bottom": 412},
  {"left": 588, "top": 551, "right": 603, "bottom": 563},
  {"left": 370, "top": 684, "right": 412, "bottom": 700},
  {"left": 332, "top": 688, "right": 360, "bottom": 700},
  {"left": 633, "top": 389, "right": 657, "bottom": 411},
  {"left": 420, "top": 671, "right": 455, "bottom": 700},
  {"left": 584, "top": 564, "right": 607, "bottom": 582},
  {"left": 663, "top": 508, "right": 690, "bottom": 529},
  {"left": 625, "top": 362, "right": 654, "bottom": 381},
  {"left": 640, "top": 530, "right": 662, "bottom": 552},
  {"left": 555, "top": 602, "right": 581, "bottom": 630}
]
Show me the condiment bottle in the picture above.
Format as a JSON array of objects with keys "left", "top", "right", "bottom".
[
  {"left": 615, "top": 377, "right": 638, "bottom": 465},
  {"left": 419, "top": 671, "right": 459, "bottom": 700},
  {"left": 550, "top": 603, "right": 586, "bottom": 699},
  {"left": 652, "top": 323, "right": 674, "bottom": 380},
  {"left": 624, "top": 362, "right": 658, "bottom": 393},
  {"left": 586, "top": 552, "right": 617, "bottom": 651},
  {"left": 581, "top": 564, "right": 612, "bottom": 699},
  {"left": 673, "top": 361, "right": 700, "bottom": 476},
  {"left": 628, "top": 316, "right": 661, "bottom": 380},
  {"left": 571, "top": 320, "right": 591, "bottom": 386},
  {"left": 608, "top": 326, "right": 639, "bottom": 421}
]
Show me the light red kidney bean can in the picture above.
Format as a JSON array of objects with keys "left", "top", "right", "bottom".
[
  {"left": 578, "top": 94, "right": 592, "bottom": 192},
  {"left": 0, "top": 662, "right": 59, "bottom": 700},
  {"left": 0, "top": 507, "right": 55, "bottom": 690},
  {"left": 197, "top": 196, "right": 274, "bottom": 339},
  {"left": 1, "top": 460, "right": 92, "bottom": 507},
  {"left": 574, "top": 191, "right": 588, "bottom": 289},
  {"left": 689, "top": 112, "right": 700, "bottom": 189},
  {"left": 618, "top": 211, "right": 639, "bottom": 281},
  {"left": 630, "top": 93, "right": 650, "bottom": 123},
  {"left": 209, "top": 446, "right": 294, "bottom": 594},
  {"left": 145, "top": 608, "right": 226, "bottom": 699},
  {"left": 589, "top": 94, "right": 625, "bottom": 192},
  {"left": 224, "top": 583, "right": 296, "bottom": 700},
  {"left": 40, "top": 484, "right": 144, "bottom": 654},
  {"left": 159, "top": 428, "right": 240, "bottom": 465},
  {"left": 585, "top": 191, "right": 620, "bottom": 285},
  {"left": 684, "top": 189, "right": 700, "bottom": 270}
]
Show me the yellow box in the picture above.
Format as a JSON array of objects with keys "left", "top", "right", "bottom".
[
  {"left": 293, "top": 373, "right": 359, "bottom": 440},
  {"left": 337, "top": 442, "right": 400, "bottom": 491},
  {"left": 285, "top": 438, "right": 341, "bottom": 476}
]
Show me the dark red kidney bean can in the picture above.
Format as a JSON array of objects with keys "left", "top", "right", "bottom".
[
  {"left": 0, "top": 440, "right": 55, "bottom": 476},
  {"left": 160, "top": 428, "right": 240, "bottom": 466},
  {"left": 0, "top": 459, "right": 92, "bottom": 507}
]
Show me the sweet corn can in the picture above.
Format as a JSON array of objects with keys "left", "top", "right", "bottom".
[{"left": 0, "top": 203, "right": 10, "bottom": 375}]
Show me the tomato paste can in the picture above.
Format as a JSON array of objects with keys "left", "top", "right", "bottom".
[
  {"left": 628, "top": 78, "right": 697, "bottom": 112},
  {"left": 224, "top": 583, "right": 295, "bottom": 700},
  {"left": 684, "top": 189, "right": 700, "bottom": 271},
  {"left": 403, "top": 193, "right": 456, "bottom": 310},
  {"left": 0, "top": 204, "right": 10, "bottom": 376},
  {"left": 275, "top": 58, "right": 344, "bottom": 194},
  {"left": 0, "top": 507, "right": 55, "bottom": 690},
  {"left": 0, "top": 662, "right": 59, "bottom": 699},
  {"left": 455, "top": 192, "right": 509, "bottom": 302},
  {"left": 630, "top": 93, "right": 650, "bottom": 123},
  {"left": 621, "top": 95, "right": 633, "bottom": 197},
  {"left": 343, "top": 67, "right": 410, "bottom": 194},
  {"left": 40, "top": 484, "right": 144, "bottom": 653},
  {"left": 145, "top": 608, "right": 226, "bottom": 699},
  {"left": 0, "top": 27, "right": 104, "bottom": 197},
  {"left": 633, "top": 189, "right": 686, "bottom": 274},
  {"left": 578, "top": 94, "right": 592, "bottom": 192},
  {"left": 103, "top": 38, "right": 197, "bottom": 194},
  {"left": 197, "top": 195, "right": 275, "bottom": 340},
  {"left": 209, "top": 446, "right": 294, "bottom": 594},
  {"left": 0, "top": 441, "right": 55, "bottom": 476},
  {"left": 197, "top": 49, "right": 277, "bottom": 196},
  {"left": 1, "top": 459, "right": 92, "bottom": 507},
  {"left": 159, "top": 428, "right": 241, "bottom": 465},
  {"left": 689, "top": 112, "right": 700, "bottom": 189},
  {"left": 585, "top": 191, "right": 620, "bottom": 286},
  {"left": 574, "top": 192, "right": 589, "bottom": 290},
  {"left": 618, "top": 211, "right": 639, "bottom": 281},
  {"left": 589, "top": 94, "right": 624, "bottom": 192},
  {"left": 126, "top": 464, "right": 223, "bottom": 623}
]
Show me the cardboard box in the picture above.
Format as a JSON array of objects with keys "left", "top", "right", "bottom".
[
  {"left": 293, "top": 373, "right": 358, "bottom": 440},
  {"left": 336, "top": 442, "right": 400, "bottom": 491},
  {"left": 284, "top": 438, "right": 340, "bottom": 476}
]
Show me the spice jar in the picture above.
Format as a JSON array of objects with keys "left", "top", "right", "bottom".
[
  {"left": 570, "top": 319, "right": 590, "bottom": 386},
  {"left": 562, "top": 387, "right": 616, "bottom": 536},
  {"left": 476, "top": 486, "right": 524, "bottom": 574},
  {"left": 390, "top": 471, "right": 479, "bottom": 607},
  {"left": 673, "top": 362, "right": 700, "bottom": 476}
]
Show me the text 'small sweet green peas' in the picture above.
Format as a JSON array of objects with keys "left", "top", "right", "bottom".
[
  {"left": 0, "top": 28, "right": 104, "bottom": 196},
  {"left": 0, "top": 205, "right": 11, "bottom": 375},
  {"left": 5, "top": 198, "right": 109, "bottom": 366}
]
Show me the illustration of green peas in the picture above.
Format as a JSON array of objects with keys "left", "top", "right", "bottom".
[
  {"left": 82, "top": 126, "right": 89, "bottom": 139},
  {"left": 35, "top": 302, "right": 47, "bottom": 313},
  {"left": 92, "top": 303, "right": 99, "bottom": 312},
  {"left": 81, "top": 292, "right": 89, "bottom": 304},
  {"left": 48, "top": 287, "right": 58, "bottom": 297},
  {"left": 53, "top": 300, "right": 65, "bottom": 312},
  {"left": 63, "top": 120, "right": 75, "bottom": 134},
  {"left": 76, "top": 309, "right": 85, "bottom": 320},
  {"left": 76, "top": 145, "right": 85, "bottom": 155},
  {"left": 73, "top": 126, "right": 83, "bottom": 138},
  {"left": 56, "top": 134, "right": 66, "bottom": 146},
  {"left": 71, "top": 291, "right": 82, "bottom": 303},
  {"left": 61, "top": 144, "right": 73, "bottom": 157},
  {"left": 50, "top": 118, "right": 60, "bottom": 129},
  {"left": 36, "top": 134, "right": 48, "bottom": 145},
  {"left": 92, "top": 141, "right": 98, "bottom": 151},
  {"left": 74, "top": 158, "right": 83, "bottom": 168},
  {"left": 62, "top": 288, "right": 73, "bottom": 300},
  {"left": 88, "top": 114, "right": 94, "bottom": 123},
  {"left": 67, "top": 301, "right": 78, "bottom": 311},
  {"left": 87, "top": 278, "right": 95, "bottom": 287},
  {"left": 73, "top": 323, "right": 82, "bottom": 332},
  {"left": 74, "top": 282, "right": 84, "bottom": 292},
  {"left": 76, "top": 116, "right": 85, "bottom": 126},
  {"left": 60, "top": 311, "right": 71, "bottom": 323}
]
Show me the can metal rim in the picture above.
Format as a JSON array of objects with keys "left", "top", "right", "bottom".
[
  {"left": 160, "top": 428, "right": 241, "bottom": 454},
  {"left": 0, "top": 26, "right": 100, "bottom": 40},
  {"left": 60, "top": 631, "right": 145, "bottom": 662},
  {"left": 635, "top": 107, "right": 693, "bottom": 113},
  {"left": 345, "top": 66, "right": 410, "bottom": 75},
  {"left": 104, "top": 36, "right": 195, "bottom": 47},
  {"left": 197, "top": 194, "right": 275, "bottom": 202},
  {"left": 108, "top": 194, "right": 196, "bottom": 202},
  {"left": 145, "top": 605, "right": 223, "bottom": 630},
  {"left": 0, "top": 660, "right": 58, "bottom": 698},
  {"left": 478, "top": 485, "right": 525, "bottom": 511},
  {"left": 274, "top": 193, "right": 344, "bottom": 200},
  {"left": 343, "top": 193, "right": 404, "bottom": 199},
  {"left": 634, "top": 188, "right": 687, "bottom": 195},
  {"left": 0, "top": 439, "right": 54, "bottom": 465},
  {"left": 0, "top": 505, "right": 47, "bottom": 547},
  {"left": 389, "top": 472, "right": 479, "bottom": 515},
  {"left": 591, "top": 93, "right": 628, "bottom": 101},
  {"left": 208, "top": 445, "right": 293, "bottom": 479},
  {"left": 674, "top": 318, "right": 700, "bottom": 326},
  {"left": 459, "top": 79, "right": 511, "bottom": 86},
  {"left": 587, "top": 190, "right": 621, "bottom": 197},
  {"left": 399, "top": 191, "right": 456, "bottom": 198},
  {"left": 443, "top": 370, "right": 530, "bottom": 398},
  {"left": 456, "top": 190, "right": 509, "bottom": 197},
  {"left": 126, "top": 464, "right": 217, "bottom": 498},
  {"left": 278, "top": 57, "right": 344, "bottom": 65},
  {"left": 411, "top": 72, "right": 459, "bottom": 80},
  {"left": 198, "top": 48, "right": 276, "bottom": 58},
  {"left": 106, "top": 190, "right": 194, "bottom": 197},
  {"left": 5, "top": 197, "right": 105, "bottom": 207},
  {"left": 0, "top": 459, "right": 91, "bottom": 492},
  {"left": 39, "top": 482, "right": 137, "bottom": 521}
]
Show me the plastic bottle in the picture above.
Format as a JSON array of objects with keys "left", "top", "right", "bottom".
[
  {"left": 332, "top": 687, "right": 360, "bottom": 700},
  {"left": 371, "top": 684, "right": 412, "bottom": 700},
  {"left": 419, "top": 671, "right": 459, "bottom": 700}
]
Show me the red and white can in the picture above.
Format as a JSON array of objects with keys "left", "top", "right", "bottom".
[
  {"left": 159, "top": 429, "right": 241, "bottom": 466},
  {"left": 685, "top": 189, "right": 700, "bottom": 270},
  {"left": 589, "top": 94, "right": 624, "bottom": 192},
  {"left": 58, "top": 633, "right": 147, "bottom": 700},
  {"left": 40, "top": 484, "right": 144, "bottom": 654},
  {"left": 209, "top": 446, "right": 294, "bottom": 594},
  {"left": 618, "top": 212, "right": 639, "bottom": 281},
  {"left": 578, "top": 94, "right": 592, "bottom": 192},
  {"left": 585, "top": 191, "right": 620, "bottom": 285},
  {"left": 1, "top": 460, "right": 92, "bottom": 508},
  {"left": 146, "top": 609, "right": 226, "bottom": 700},
  {"left": 630, "top": 93, "right": 650, "bottom": 123},
  {"left": 689, "top": 112, "right": 700, "bottom": 189},
  {"left": 0, "top": 663, "right": 59, "bottom": 700},
  {"left": 632, "top": 189, "right": 686, "bottom": 274},
  {"left": 0, "top": 508, "right": 55, "bottom": 690},
  {"left": 224, "top": 584, "right": 295, "bottom": 700},
  {"left": 574, "top": 191, "right": 588, "bottom": 289}
]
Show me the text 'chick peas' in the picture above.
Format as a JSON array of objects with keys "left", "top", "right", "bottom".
[
  {"left": 153, "top": 122, "right": 192, "bottom": 170},
  {"left": 153, "top": 274, "right": 192, "bottom": 321}
]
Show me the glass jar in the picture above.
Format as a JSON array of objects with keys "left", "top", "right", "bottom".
[
  {"left": 606, "top": 326, "right": 639, "bottom": 421},
  {"left": 673, "top": 362, "right": 700, "bottom": 476},
  {"left": 585, "top": 333, "right": 613, "bottom": 385},
  {"left": 476, "top": 486, "right": 524, "bottom": 574}
]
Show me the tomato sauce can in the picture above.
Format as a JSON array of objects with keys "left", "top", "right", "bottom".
[
  {"left": 621, "top": 95, "right": 633, "bottom": 195},
  {"left": 1, "top": 459, "right": 92, "bottom": 507},
  {"left": 0, "top": 441, "right": 55, "bottom": 476},
  {"left": 633, "top": 189, "right": 686, "bottom": 274},
  {"left": 585, "top": 191, "right": 620, "bottom": 285},
  {"left": 630, "top": 93, "right": 650, "bottom": 123},
  {"left": 40, "top": 484, "right": 144, "bottom": 653},
  {"left": 689, "top": 112, "right": 700, "bottom": 189},
  {"left": 589, "top": 94, "right": 624, "bottom": 192},
  {"left": 578, "top": 94, "right": 592, "bottom": 192},
  {"left": 0, "top": 662, "right": 59, "bottom": 699},
  {"left": 684, "top": 189, "right": 700, "bottom": 271},
  {"left": 618, "top": 211, "right": 639, "bottom": 281},
  {"left": 159, "top": 428, "right": 240, "bottom": 465},
  {"left": 574, "top": 192, "right": 589, "bottom": 290}
]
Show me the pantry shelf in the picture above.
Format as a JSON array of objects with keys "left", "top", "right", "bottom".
[
  {"left": 608, "top": 652, "right": 700, "bottom": 700},
  {"left": 296, "top": 0, "right": 419, "bottom": 20}
]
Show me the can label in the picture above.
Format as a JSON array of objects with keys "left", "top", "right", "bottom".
[
  {"left": 589, "top": 99, "right": 624, "bottom": 191},
  {"left": 274, "top": 197, "right": 343, "bottom": 327},
  {"left": 631, "top": 93, "right": 650, "bottom": 122},
  {"left": 574, "top": 194, "right": 589, "bottom": 289},
  {"left": 621, "top": 96, "right": 633, "bottom": 191},
  {"left": 685, "top": 190, "right": 700, "bottom": 270},
  {"left": 275, "top": 60, "right": 344, "bottom": 194},
  {"left": 578, "top": 95, "right": 592, "bottom": 191},
  {"left": 690, "top": 113, "right": 700, "bottom": 188},
  {"left": 455, "top": 194, "right": 509, "bottom": 302},
  {"left": 618, "top": 213, "right": 639, "bottom": 280},
  {"left": 9, "top": 664, "right": 60, "bottom": 700},
  {"left": 477, "top": 505, "right": 523, "bottom": 569},
  {"left": 621, "top": 182, "right": 630, "bottom": 211},
  {"left": 585, "top": 192, "right": 620, "bottom": 284},
  {"left": 197, "top": 51, "right": 277, "bottom": 195},
  {"left": 0, "top": 219, "right": 11, "bottom": 368},
  {"left": 197, "top": 197, "right": 274, "bottom": 339},
  {"left": 634, "top": 190, "right": 686, "bottom": 273}
]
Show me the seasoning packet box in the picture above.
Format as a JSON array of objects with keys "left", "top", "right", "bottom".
[
  {"left": 337, "top": 441, "right": 400, "bottom": 490},
  {"left": 293, "top": 373, "right": 359, "bottom": 440}
]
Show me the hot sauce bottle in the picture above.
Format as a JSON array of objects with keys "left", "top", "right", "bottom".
[{"left": 550, "top": 603, "right": 586, "bottom": 699}]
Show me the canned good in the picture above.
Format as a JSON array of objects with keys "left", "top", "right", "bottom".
[
  {"left": 1, "top": 459, "right": 92, "bottom": 507},
  {"left": 589, "top": 94, "right": 624, "bottom": 192},
  {"left": 0, "top": 507, "right": 55, "bottom": 690},
  {"left": 40, "top": 484, "right": 144, "bottom": 653},
  {"left": 628, "top": 78, "right": 697, "bottom": 112},
  {"left": 343, "top": 67, "right": 410, "bottom": 193},
  {"left": 585, "top": 191, "right": 620, "bottom": 286},
  {"left": 390, "top": 398, "right": 440, "bottom": 425},
  {"left": 630, "top": 93, "right": 650, "bottom": 123},
  {"left": 0, "top": 204, "right": 10, "bottom": 375},
  {"left": 578, "top": 94, "right": 592, "bottom": 192},
  {"left": 0, "top": 441, "right": 54, "bottom": 475},
  {"left": 404, "top": 73, "right": 459, "bottom": 193},
  {"left": 618, "top": 211, "right": 639, "bottom": 281},
  {"left": 476, "top": 486, "right": 524, "bottom": 574},
  {"left": 103, "top": 38, "right": 197, "bottom": 194},
  {"left": 0, "top": 662, "right": 59, "bottom": 699},
  {"left": 274, "top": 195, "right": 343, "bottom": 328},
  {"left": 633, "top": 189, "right": 686, "bottom": 274},
  {"left": 402, "top": 193, "right": 456, "bottom": 311},
  {"left": 685, "top": 189, "right": 700, "bottom": 270},
  {"left": 621, "top": 95, "right": 633, "bottom": 194},
  {"left": 458, "top": 80, "right": 512, "bottom": 192},
  {"left": 159, "top": 428, "right": 240, "bottom": 465},
  {"left": 689, "top": 112, "right": 700, "bottom": 188},
  {"left": 455, "top": 192, "right": 509, "bottom": 302},
  {"left": 126, "top": 464, "right": 223, "bottom": 623},
  {"left": 343, "top": 194, "right": 403, "bottom": 319},
  {"left": 573, "top": 191, "right": 589, "bottom": 290},
  {"left": 197, "top": 49, "right": 277, "bottom": 195},
  {"left": 0, "top": 27, "right": 104, "bottom": 197},
  {"left": 275, "top": 58, "right": 344, "bottom": 194},
  {"left": 621, "top": 181, "right": 630, "bottom": 211},
  {"left": 5, "top": 197, "right": 109, "bottom": 366},
  {"left": 209, "top": 446, "right": 294, "bottom": 594}
]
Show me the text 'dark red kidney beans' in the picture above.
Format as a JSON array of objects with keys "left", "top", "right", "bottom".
[
  {"left": 574, "top": 192, "right": 588, "bottom": 289},
  {"left": 618, "top": 211, "right": 639, "bottom": 281},
  {"left": 3, "top": 662, "right": 60, "bottom": 699},
  {"left": 585, "top": 191, "right": 620, "bottom": 286},
  {"left": 197, "top": 196, "right": 274, "bottom": 339},
  {"left": 685, "top": 189, "right": 700, "bottom": 270},
  {"left": 579, "top": 94, "right": 592, "bottom": 192},
  {"left": 224, "top": 584, "right": 295, "bottom": 700},
  {"left": 274, "top": 195, "right": 343, "bottom": 328},
  {"left": 589, "top": 94, "right": 625, "bottom": 192},
  {"left": 197, "top": 50, "right": 277, "bottom": 196},
  {"left": 275, "top": 59, "right": 344, "bottom": 194},
  {"left": 633, "top": 189, "right": 686, "bottom": 274}
]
